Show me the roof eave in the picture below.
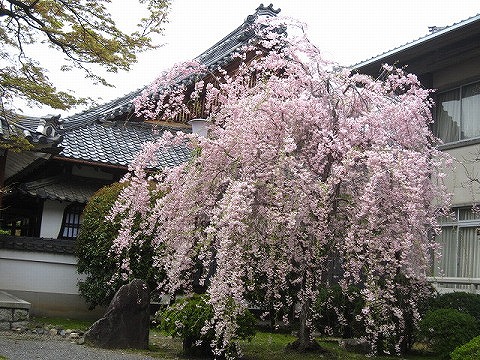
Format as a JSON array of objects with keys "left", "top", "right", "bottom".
[{"left": 352, "top": 13, "right": 480, "bottom": 71}]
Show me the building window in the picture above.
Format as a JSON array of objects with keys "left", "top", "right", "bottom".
[
  {"left": 58, "top": 203, "right": 84, "bottom": 239},
  {"left": 434, "top": 81, "right": 480, "bottom": 143},
  {"left": 435, "top": 207, "right": 480, "bottom": 283}
]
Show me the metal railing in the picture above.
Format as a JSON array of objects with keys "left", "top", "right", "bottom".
[{"left": 427, "top": 276, "right": 480, "bottom": 293}]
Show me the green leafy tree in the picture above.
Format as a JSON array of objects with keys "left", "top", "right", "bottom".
[
  {"left": 76, "top": 182, "right": 159, "bottom": 309},
  {"left": 0, "top": 0, "right": 171, "bottom": 111}
]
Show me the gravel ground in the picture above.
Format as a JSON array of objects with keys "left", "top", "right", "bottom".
[{"left": 0, "top": 331, "right": 159, "bottom": 360}]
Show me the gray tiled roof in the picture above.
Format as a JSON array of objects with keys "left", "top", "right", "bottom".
[
  {"left": 20, "top": 175, "right": 109, "bottom": 203},
  {"left": 0, "top": 235, "right": 75, "bottom": 254},
  {"left": 5, "top": 151, "right": 49, "bottom": 181},
  {"left": 2, "top": 4, "right": 280, "bottom": 169},
  {"left": 195, "top": 4, "right": 281, "bottom": 68},
  {"left": 58, "top": 121, "right": 191, "bottom": 168}
]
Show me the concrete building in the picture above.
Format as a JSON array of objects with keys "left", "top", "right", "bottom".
[{"left": 355, "top": 14, "right": 480, "bottom": 290}]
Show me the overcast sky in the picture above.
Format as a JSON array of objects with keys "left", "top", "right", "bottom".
[{"left": 31, "top": 0, "right": 480, "bottom": 117}]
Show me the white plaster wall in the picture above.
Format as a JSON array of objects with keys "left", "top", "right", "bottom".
[
  {"left": 0, "top": 249, "right": 83, "bottom": 295},
  {"left": 0, "top": 249, "right": 104, "bottom": 319},
  {"left": 40, "top": 200, "right": 68, "bottom": 238}
]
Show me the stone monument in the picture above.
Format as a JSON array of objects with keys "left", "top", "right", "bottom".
[{"left": 84, "top": 279, "right": 150, "bottom": 349}]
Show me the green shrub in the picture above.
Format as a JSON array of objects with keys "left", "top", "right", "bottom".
[
  {"left": 417, "top": 308, "right": 479, "bottom": 358},
  {"left": 430, "top": 292, "right": 480, "bottom": 322},
  {"left": 451, "top": 335, "right": 480, "bottom": 360},
  {"left": 157, "top": 294, "right": 256, "bottom": 356},
  {"left": 76, "top": 182, "right": 158, "bottom": 309}
]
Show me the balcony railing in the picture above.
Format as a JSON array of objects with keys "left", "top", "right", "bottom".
[{"left": 427, "top": 276, "right": 480, "bottom": 293}]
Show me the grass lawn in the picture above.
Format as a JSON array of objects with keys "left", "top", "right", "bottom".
[
  {"left": 27, "top": 317, "right": 435, "bottom": 359},
  {"left": 239, "top": 332, "right": 434, "bottom": 360},
  {"left": 146, "top": 329, "right": 435, "bottom": 360}
]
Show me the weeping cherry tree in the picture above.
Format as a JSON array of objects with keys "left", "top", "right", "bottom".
[{"left": 108, "top": 17, "right": 451, "bottom": 357}]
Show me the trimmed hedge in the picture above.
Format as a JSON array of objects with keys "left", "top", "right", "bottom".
[
  {"left": 417, "top": 308, "right": 479, "bottom": 359},
  {"left": 451, "top": 335, "right": 480, "bottom": 360},
  {"left": 76, "top": 182, "right": 157, "bottom": 309},
  {"left": 430, "top": 292, "right": 480, "bottom": 322}
]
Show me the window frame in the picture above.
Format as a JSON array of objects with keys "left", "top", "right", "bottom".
[
  {"left": 434, "top": 79, "right": 480, "bottom": 146},
  {"left": 58, "top": 203, "right": 84, "bottom": 240},
  {"left": 436, "top": 207, "right": 480, "bottom": 280}
]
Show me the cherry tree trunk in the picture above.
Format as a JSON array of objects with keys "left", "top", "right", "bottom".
[
  {"left": 298, "top": 298, "right": 313, "bottom": 350},
  {"left": 287, "top": 297, "right": 323, "bottom": 353}
]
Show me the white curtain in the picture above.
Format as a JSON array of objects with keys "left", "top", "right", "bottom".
[
  {"left": 436, "top": 89, "right": 461, "bottom": 142},
  {"left": 436, "top": 226, "right": 458, "bottom": 277},
  {"left": 461, "top": 83, "right": 480, "bottom": 139},
  {"left": 437, "top": 226, "right": 480, "bottom": 279},
  {"left": 458, "top": 227, "right": 480, "bottom": 278}
]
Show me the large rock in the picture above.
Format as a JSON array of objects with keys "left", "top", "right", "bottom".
[
  {"left": 85, "top": 279, "right": 150, "bottom": 349},
  {"left": 339, "top": 338, "right": 370, "bottom": 354}
]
